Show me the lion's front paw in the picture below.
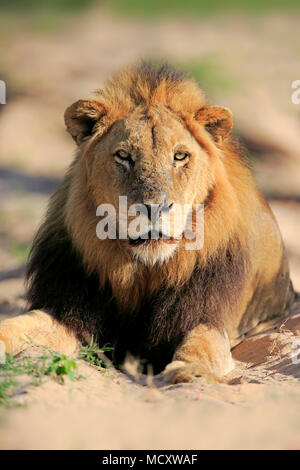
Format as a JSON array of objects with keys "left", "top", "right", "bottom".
[
  {"left": 0, "top": 321, "right": 23, "bottom": 356},
  {"left": 0, "top": 325, "right": 13, "bottom": 355},
  {"left": 162, "top": 360, "right": 220, "bottom": 384},
  {"left": 0, "top": 339, "right": 6, "bottom": 363},
  {"left": 162, "top": 361, "right": 197, "bottom": 384},
  {"left": 0, "top": 312, "right": 41, "bottom": 356}
]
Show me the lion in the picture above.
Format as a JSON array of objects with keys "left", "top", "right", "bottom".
[{"left": 0, "top": 62, "right": 295, "bottom": 383}]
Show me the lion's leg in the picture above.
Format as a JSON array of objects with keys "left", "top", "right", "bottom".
[
  {"left": 163, "top": 324, "right": 235, "bottom": 384},
  {"left": 0, "top": 310, "right": 79, "bottom": 356}
]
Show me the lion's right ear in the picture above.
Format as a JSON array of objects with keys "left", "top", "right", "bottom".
[
  {"left": 195, "top": 105, "right": 233, "bottom": 142},
  {"left": 64, "top": 99, "right": 106, "bottom": 145}
]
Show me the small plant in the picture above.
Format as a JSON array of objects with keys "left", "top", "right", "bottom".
[
  {"left": 0, "top": 376, "right": 17, "bottom": 407},
  {"left": 44, "top": 353, "right": 77, "bottom": 384},
  {"left": 0, "top": 349, "right": 79, "bottom": 406},
  {"left": 0, "top": 339, "right": 113, "bottom": 407},
  {"left": 0, "top": 350, "right": 78, "bottom": 384},
  {"left": 79, "top": 337, "right": 113, "bottom": 369}
]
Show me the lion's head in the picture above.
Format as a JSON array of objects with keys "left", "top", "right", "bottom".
[{"left": 64, "top": 63, "right": 234, "bottom": 267}]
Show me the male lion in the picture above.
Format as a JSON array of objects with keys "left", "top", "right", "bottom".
[{"left": 0, "top": 63, "right": 295, "bottom": 383}]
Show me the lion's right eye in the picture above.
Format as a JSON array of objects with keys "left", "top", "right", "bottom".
[
  {"left": 174, "top": 151, "right": 190, "bottom": 162},
  {"left": 114, "top": 150, "right": 131, "bottom": 160}
]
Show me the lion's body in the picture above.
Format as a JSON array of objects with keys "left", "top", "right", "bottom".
[{"left": 0, "top": 63, "right": 294, "bottom": 381}]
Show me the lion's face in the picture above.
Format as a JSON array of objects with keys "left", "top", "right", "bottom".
[
  {"left": 64, "top": 64, "right": 233, "bottom": 266},
  {"left": 84, "top": 106, "right": 212, "bottom": 265}
]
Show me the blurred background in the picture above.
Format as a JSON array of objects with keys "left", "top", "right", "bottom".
[{"left": 0, "top": 0, "right": 300, "bottom": 320}]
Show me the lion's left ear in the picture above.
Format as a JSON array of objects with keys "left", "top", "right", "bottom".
[
  {"left": 195, "top": 105, "right": 233, "bottom": 141},
  {"left": 64, "top": 99, "right": 106, "bottom": 145}
]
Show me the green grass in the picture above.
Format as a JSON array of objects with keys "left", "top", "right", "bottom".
[
  {"left": 178, "top": 58, "right": 235, "bottom": 94},
  {"left": 0, "top": 1, "right": 94, "bottom": 36},
  {"left": 79, "top": 337, "right": 113, "bottom": 369},
  {"left": 144, "top": 57, "right": 235, "bottom": 95},
  {"left": 0, "top": 0, "right": 94, "bottom": 12},
  {"left": 0, "top": 376, "right": 18, "bottom": 407},
  {"left": 44, "top": 354, "right": 78, "bottom": 383},
  {"left": 0, "top": 351, "right": 79, "bottom": 406},
  {"left": 109, "top": 0, "right": 300, "bottom": 18},
  {"left": 1, "top": 0, "right": 300, "bottom": 17},
  {"left": 0, "top": 339, "right": 113, "bottom": 407},
  {"left": 1, "top": 0, "right": 299, "bottom": 38}
]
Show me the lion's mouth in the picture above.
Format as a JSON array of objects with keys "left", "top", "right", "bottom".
[{"left": 128, "top": 230, "right": 178, "bottom": 247}]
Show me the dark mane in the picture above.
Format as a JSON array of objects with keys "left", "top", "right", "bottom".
[
  {"left": 135, "top": 61, "right": 187, "bottom": 90},
  {"left": 97, "top": 59, "right": 205, "bottom": 115},
  {"left": 26, "top": 221, "right": 249, "bottom": 373}
]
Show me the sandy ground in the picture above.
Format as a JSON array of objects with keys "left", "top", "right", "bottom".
[
  {"left": 0, "top": 300, "right": 299, "bottom": 450},
  {"left": 0, "top": 8, "right": 300, "bottom": 450}
]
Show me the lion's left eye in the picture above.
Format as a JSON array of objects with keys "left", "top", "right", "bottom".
[
  {"left": 174, "top": 152, "right": 190, "bottom": 162},
  {"left": 114, "top": 149, "right": 131, "bottom": 160}
]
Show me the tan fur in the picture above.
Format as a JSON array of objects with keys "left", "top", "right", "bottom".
[
  {"left": 165, "top": 325, "right": 235, "bottom": 383},
  {"left": 0, "top": 63, "right": 294, "bottom": 382},
  {"left": 0, "top": 311, "right": 79, "bottom": 356}
]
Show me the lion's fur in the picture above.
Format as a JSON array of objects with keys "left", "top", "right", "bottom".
[
  {"left": 96, "top": 62, "right": 206, "bottom": 120},
  {"left": 62, "top": 64, "right": 254, "bottom": 302},
  {"left": 25, "top": 62, "right": 294, "bottom": 373}
]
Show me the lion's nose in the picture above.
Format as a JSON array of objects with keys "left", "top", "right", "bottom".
[{"left": 144, "top": 196, "right": 174, "bottom": 223}]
